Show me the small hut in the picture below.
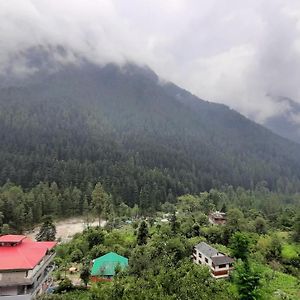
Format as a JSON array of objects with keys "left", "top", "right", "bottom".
[{"left": 91, "top": 252, "right": 128, "bottom": 281}]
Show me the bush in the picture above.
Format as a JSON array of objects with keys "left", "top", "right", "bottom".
[
  {"left": 56, "top": 277, "right": 74, "bottom": 293},
  {"left": 70, "top": 249, "right": 84, "bottom": 262}
]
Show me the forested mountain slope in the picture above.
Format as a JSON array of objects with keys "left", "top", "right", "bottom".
[
  {"left": 264, "top": 97, "right": 300, "bottom": 144},
  {"left": 1, "top": 62, "right": 300, "bottom": 209}
]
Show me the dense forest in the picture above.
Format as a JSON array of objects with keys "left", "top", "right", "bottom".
[
  {"left": 1, "top": 179, "right": 299, "bottom": 237},
  {"left": 1, "top": 63, "right": 300, "bottom": 214}
]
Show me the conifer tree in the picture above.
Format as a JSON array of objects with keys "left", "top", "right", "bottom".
[
  {"left": 36, "top": 216, "right": 56, "bottom": 241},
  {"left": 170, "top": 212, "right": 180, "bottom": 235},
  {"left": 137, "top": 220, "right": 149, "bottom": 245},
  {"left": 192, "top": 223, "right": 200, "bottom": 237},
  {"left": 221, "top": 203, "right": 227, "bottom": 213},
  {"left": 80, "top": 264, "right": 91, "bottom": 287},
  {"left": 293, "top": 212, "right": 300, "bottom": 242},
  {"left": 92, "top": 183, "right": 108, "bottom": 226}
]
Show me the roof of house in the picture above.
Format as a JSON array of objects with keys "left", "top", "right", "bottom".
[
  {"left": 195, "top": 242, "right": 219, "bottom": 258},
  {"left": 91, "top": 252, "right": 128, "bottom": 277},
  {"left": 210, "top": 211, "right": 226, "bottom": 219},
  {"left": 0, "top": 235, "right": 26, "bottom": 243},
  {"left": 211, "top": 256, "right": 234, "bottom": 266},
  {"left": 0, "top": 235, "right": 56, "bottom": 271}
]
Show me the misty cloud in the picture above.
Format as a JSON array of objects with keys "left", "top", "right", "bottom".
[{"left": 1, "top": 0, "right": 300, "bottom": 123}]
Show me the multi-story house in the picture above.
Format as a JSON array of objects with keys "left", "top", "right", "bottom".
[
  {"left": 0, "top": 235, "right": 56, "bottom": 299},
  {"left": 193, "top": 242, "right": 234, "bottom": 278}
]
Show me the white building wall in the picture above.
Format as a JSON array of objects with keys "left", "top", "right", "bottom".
[
  {"left": 193, "top": 248, "right": 231, "bottom": 278},
  {"left": 193, "top": 248, "right": 224, "bottom": 267}
]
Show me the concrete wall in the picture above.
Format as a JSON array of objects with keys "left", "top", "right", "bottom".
[
  {"left": 193, "top": 248, "right": 224, "bottom": 268},
  {"left": 0, "top": 286, "right": 19, "bottom": 296},
  {"left": 0, "top": 272, "right": 27, "bottom": 286}
]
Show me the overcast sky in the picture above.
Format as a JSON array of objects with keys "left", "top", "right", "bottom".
[{"left": 1, "top": 0, "right": 300, "bottom": 123}]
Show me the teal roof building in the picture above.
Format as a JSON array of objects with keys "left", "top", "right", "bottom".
[{"left": 91, "top": 252, "right": 128, "bottom": 277}]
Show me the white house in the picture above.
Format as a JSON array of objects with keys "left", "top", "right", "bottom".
[{"left": 193, "top": 242, "right": 234, "bottom": 278}]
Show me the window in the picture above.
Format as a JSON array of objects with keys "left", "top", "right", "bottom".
[
  {"left": 219, "top": 264, "right": 227, "bottom": 268},
  {"left": 198, "top": 253, "right": 202, "bottom": 258},
  {"left": 205, "top": 257, "right": 208, "bottom": 263}
]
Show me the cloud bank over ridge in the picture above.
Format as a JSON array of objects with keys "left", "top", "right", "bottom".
[{"left": 1, "top": 0, "right": 300, "bottom": 123}]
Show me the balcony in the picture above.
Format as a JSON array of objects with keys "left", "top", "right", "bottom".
[{"left": 28, "top": 264, "right": 55, "bottom": 297}]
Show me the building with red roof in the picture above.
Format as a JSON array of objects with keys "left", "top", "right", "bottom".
[{"left": 0, "top": 235, "right": 56, "bottom": 299}]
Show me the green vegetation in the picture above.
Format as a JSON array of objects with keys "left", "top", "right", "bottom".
[
  {"left": 282, "top": 244, "right": 299, "bottom": 260},
  {"left": 2, "top": 63, "right": 300, "bottom": 214},
  {"left": 35, "top": 189, "right": 300, "bottom": 300}
]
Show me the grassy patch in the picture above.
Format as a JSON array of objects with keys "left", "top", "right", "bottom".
[
  {"left": 276, "top": 231, "right": 290, "bottom": 240},
  {"left": 253, "top": 262, "right": 300, "bottom": 300},
  {"left": 282, "top": 243, "right": 299, "bottom": 259}
]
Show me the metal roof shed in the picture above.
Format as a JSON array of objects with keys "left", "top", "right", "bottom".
[{"left": 91, "top": 252, "right": 128, "bottom": 277}]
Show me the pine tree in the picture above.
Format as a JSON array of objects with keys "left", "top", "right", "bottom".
[
  {"left": 293, "top": 212, "right": 300, "bottom": 242},
  {"left": 137, "top": 220, "right": 149, "bottom": 245},
  {"left": 170, "top": 212, "right": 180, "bottom": 235},
  {"left": 92, "top": 183, "right": 108, "bottom": 226},
  {"left": 221, "top": 203, "right": 227, "bottom": 213},
  {"left": 36, "top": 216, "right": 56, "bottom": 241},
  {"left": 0, "top": 211, "right": 3, "bottom": 227},
  {"left": 83, "top": 196, "right": 90, "bottom": 227},
  {"left": 192, "top": 223, "right": 200, "bottom": 237},
  {"left": 80, "top": 264, "right": 91, "bottom": 287}
]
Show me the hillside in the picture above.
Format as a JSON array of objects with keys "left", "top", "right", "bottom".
[
  {"left": 1, "top": 62, "right": 300, "bottom": 209},
  {"left": 264, "top": 97, "right": 300, "bottom": 144}
]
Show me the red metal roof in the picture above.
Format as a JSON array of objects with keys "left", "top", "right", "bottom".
[
  {"left": 0, "top": 235, "right": 26, "bottom": 243},
  {"left": 0, "top": 235, "right": 56, "bottom": 271}
]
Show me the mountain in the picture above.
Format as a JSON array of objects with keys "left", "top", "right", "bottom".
[
  {"left": 1, "top": 61, "right": 300, "bottom": 209},
  {"left": 264, "top": 97, "right": 300, "bottom": 144}
]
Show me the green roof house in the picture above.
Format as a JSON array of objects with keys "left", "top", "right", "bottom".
[{"left": 91, "top": 252, "right": 128, "bottom": 279}]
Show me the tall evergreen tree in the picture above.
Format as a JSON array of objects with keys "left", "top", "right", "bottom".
[
  {"left": 137, "top": 220, "right": 149, "bottom": 245},
  {"left": 92, "top": 183, "right": 108, "bottom": 226},
  {"left": 36, "top": 216, "right": 56, "bottom": 241},
  {"left": 292, "top": 212, "right": 300, "bottom": 242},
  {"left": 192, "top": 223, "right": 200, "bottom": 237},
  {"left": 80, "top": 264, "right": 91, "bottom": 287},
  {"left": 170, "top": 212, "right": 180, "bottom": 235}
]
